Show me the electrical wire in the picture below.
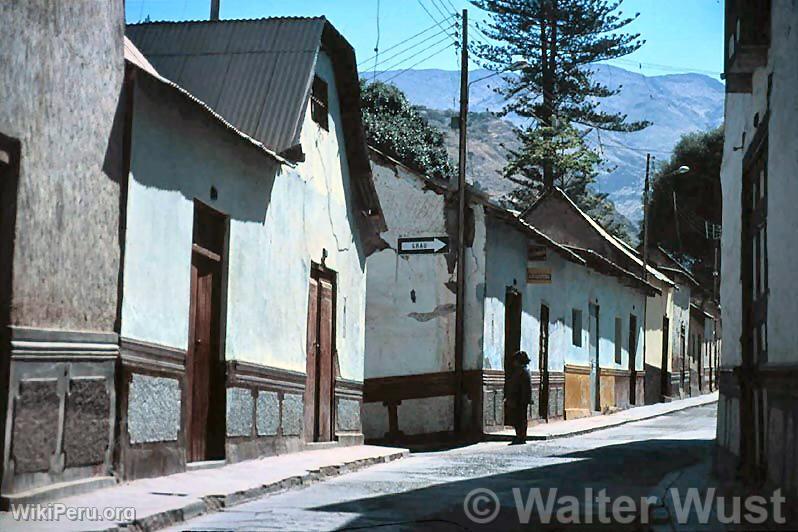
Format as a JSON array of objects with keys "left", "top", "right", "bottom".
[
  {"left": 381, "top": 41, "right": 458, "bottom": 83},
  {"left": 415, "top": 0, "right": 457, "bottom": 37},
  {"left": 368, "top": 23, "right": 456, "bottom": 71},
  {"left": 357, "top": 15, "right": 454, "bottom": 67},
  {"left": 372, "top": 0, "right": 380, "bottom": 81},
  {"left": 373, "top": 32, "right": 456, "bottom": 78}
]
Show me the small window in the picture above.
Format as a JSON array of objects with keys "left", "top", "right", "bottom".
[
  {"left": 614, "top": 317, "right": 623, "bottom": 364},
  {"left": 311, "top": 76, "right": 329, "bottom": 130},
  {"left": 571, "top": 309, "right": 582, "bottom": 347}
]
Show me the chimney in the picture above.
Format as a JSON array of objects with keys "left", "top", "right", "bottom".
[{"left": 210, "top": 0, "right": 220, "bottom": 21}]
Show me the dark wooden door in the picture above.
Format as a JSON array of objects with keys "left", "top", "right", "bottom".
[
  {"left": 589, "top": 304, "right": 600, "bottom": 412},
  {"left": 186, "top": 202, "right": 226, "bottom": 463},
  {"left": 538, "top": 304, "right": 550, "bottom": 420},
  {"left": 502, "top": 288, "right": 522, "bottom": 423},
  {"left": 305, "top": 268, "right": 336, "bottom": 442},
  {"left": 740, "top": 131, "right": 768, "bottom": 480},
  {"left": 660, "top": 316, "right": 670, "bottom": 400},
  {"left": 628, "top": 314, "right": 638, "bottom": 405}
]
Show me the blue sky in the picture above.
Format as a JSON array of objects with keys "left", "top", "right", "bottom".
[{"left": 124, "top": 0, "right": 723, "bottom": 78}]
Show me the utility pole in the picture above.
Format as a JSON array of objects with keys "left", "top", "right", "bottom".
[
  {"left": 210, "top": 0, "right": 220, "bottom": 21},
  {"left": 640, "top": 153, "right": 651, "bottom": 404},
  {"left": 672, "top": 190, "right": 683, "bottom": 251},
  {"left": 453, "top": 8, "right": 468, "bottom": 434},
  {"left": 641, "top": 154, "right": 652, "bottom": 281}
]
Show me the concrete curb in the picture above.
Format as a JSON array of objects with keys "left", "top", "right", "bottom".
[
  {"left": 114, "top": 449, "right": 408, "bottom": 532},
  {"left": 488, "top": 395, "right": 719, "bottom": 443}
]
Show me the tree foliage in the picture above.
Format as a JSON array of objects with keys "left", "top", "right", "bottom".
[
  {"left": 471, "top": 0, "right": 647, "bottom": 242},
  {"left": 644, "top": 126, "right": 723, "bottom": 288},
  {"left": 472, "top": 0, "right": 648, "bottom": 188},
  {"left": 360, "top": 79, "right": 454, "bottom": 180}
]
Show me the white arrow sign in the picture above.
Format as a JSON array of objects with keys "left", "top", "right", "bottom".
[{"left": 398, "top": 237, "right": 449, "bottom": 254}]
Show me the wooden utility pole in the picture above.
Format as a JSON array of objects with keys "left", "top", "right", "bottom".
[
  {"left": 453, "top": 8, "right": 468, "bottom": 434},
  {"left": 641, "top": 154, "right": 652, "bottom": 281},
  {"left": 640, "top": 153, "right": 651, "bottom": 404}
]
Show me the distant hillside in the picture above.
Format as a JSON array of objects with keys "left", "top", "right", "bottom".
[{"left": 368, "top": 65, "right": 725, "bottom": 223}]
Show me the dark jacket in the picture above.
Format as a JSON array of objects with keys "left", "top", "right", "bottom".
[{"left": 507, "top": 365, "right": 532, "bottom": 407}]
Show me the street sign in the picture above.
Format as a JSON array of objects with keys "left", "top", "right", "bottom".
[{"left": 398, "top": 236, "right": 449, "bottom": 255}]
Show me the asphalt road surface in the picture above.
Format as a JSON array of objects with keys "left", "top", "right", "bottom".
[{"left": 169, "top": 404, "right": 718, "bottom": 531}]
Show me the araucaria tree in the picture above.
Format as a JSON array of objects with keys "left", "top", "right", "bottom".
[{"left": 472, "top": 0, "right": 649, "bottom": 218}]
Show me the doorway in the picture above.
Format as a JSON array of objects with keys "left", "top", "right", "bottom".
[
  {"left": 503, "top": 288, "right": 522, "bottom": 423},
  {"left": 628, "top": 314, "right": 638, "bottom": 405},
  {"left": 538, "top": 304, "right": 550, "bottom": 420},
  {"left": 660, "top": 316, "right": 670, "bottom": 400},
  {"left": 588, "top": 303, "right": 600, "bottom": 412},
  {"left": 305, "top": 265, "right": 336, "bottom": 442},
  {"left": 186, "top": 201, "right": 227, "bottom": 462}
]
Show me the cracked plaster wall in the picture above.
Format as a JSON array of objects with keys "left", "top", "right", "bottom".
[
  {"left": 365, "top": 156, "right": 486, "bottom": 379},
  {"left": 122, "top": 51, "right": 367, "bottom": 381}
]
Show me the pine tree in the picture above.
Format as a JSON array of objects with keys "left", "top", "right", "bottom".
[{"left": 472, "top": 0, "right": 648, "bottom": 242}]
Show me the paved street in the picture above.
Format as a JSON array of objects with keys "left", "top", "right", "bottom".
[{"left": 170, "top": 404, "right": 718, "bottom": 531}]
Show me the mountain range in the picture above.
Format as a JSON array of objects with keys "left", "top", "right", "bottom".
[{"left": 369, "top": 64, "right": 724, "bottom": 223}]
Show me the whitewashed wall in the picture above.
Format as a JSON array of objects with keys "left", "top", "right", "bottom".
[
  {"left": 482, "top": 218, "right": 646, "bottom": 375},
  {"left": 122, "top": 50, "right": 368, "bottom": 382}
]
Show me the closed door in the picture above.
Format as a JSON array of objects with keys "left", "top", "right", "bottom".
[
  {"left": 305, "top": 268, "right": 336, "bottom": 442},
  {"left": 503, "top": 288, "right": 522, "bottom": 423},
  {"left": 186, "top": 202, "right": 226, "bottom": 462},
  {"left": 660, "top": 316, "right": 670, "bottom": 400},
  {"left": 588, "top": 304, "right": 600, "bottom": 412},
  {"left": 538, "top": 304, "right": 550, "bottom": 420},
  {"left": 628, "top": 314, "right": 638, "bottom": 405}
]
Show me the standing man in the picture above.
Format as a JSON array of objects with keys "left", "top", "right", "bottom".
[{"left": 506, "top": 350, "right": 533, "bottom": 444}]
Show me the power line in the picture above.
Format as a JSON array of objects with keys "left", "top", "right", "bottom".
[
  {"left": 382, "top": 41, "right": 458, "bottom": 84},
  {"left": 358, "top": 15, "right": 454, "bottom": 67},
  {"left": 415, "top": 0, "right": 456, "bottom": 37},
  {"left": 375, "top": 33, "right": 456, "bottom": 79},
  {"left": 428, "top": 0, "right": 451, "bottom": 21},
  {"left": 372, "top": 0, "right": 380, "bottom": 81},
  {"left": 368, "top": 23, "right": 456, "bottom": 71}
]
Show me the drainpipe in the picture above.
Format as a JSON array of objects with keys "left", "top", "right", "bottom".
[{"left": 210, "top": 0, "right": 220, "bottom": 21}]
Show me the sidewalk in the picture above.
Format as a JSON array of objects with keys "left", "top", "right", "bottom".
[
  {"left": 0, "top": 444, "right": 408, "bottom": 532},
  {"left": 491, "top": 392, "right": 718, "bottom": 441}
]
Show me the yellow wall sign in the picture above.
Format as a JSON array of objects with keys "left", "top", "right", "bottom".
[{"left": 527, "top": 267, "right": 552, "bottom": 284}]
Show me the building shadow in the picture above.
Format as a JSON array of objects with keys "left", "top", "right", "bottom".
[{"left": 306, "top": 437, "right": 792, "bottom": 530}]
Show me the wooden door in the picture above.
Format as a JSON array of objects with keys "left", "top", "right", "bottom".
[
  {"left": 502, "top": 288, "right": 522, "bottom": 423},
  {"left": 628, "top": 314, "right": 638, "bottom": 405},
  {"left": 588, "top": 304, "right": 600, "bottom": 412},
  {"left": 538, "top": 304, "right": 550, "bottom": 420},
  {"left": 740, "top": 131, "right": 768, "bottom": 480},
  {"left": 304, "top": 267, "right": 336, "bottom": 442},
  {"left": 186, "top": 202, "right": 226, "bottom": 462},
  {"left": 660, "top": 316, "right": 670, "bottom": 400}
]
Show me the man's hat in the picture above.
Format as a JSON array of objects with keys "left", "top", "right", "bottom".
[{"left": 514, "top": 350, "right": 530, "bottom": 364}]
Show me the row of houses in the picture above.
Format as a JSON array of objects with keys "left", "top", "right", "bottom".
[
  {"left": 364, "top": 151, "right": 720, "bottom": 443},
  {"left": 0, "top": 5, "right": 717, "bottom": 504}
]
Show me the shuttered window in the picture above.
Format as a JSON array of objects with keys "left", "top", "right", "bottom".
[{"left": 311, "top": 76, "right": 329, "bottom": 131}]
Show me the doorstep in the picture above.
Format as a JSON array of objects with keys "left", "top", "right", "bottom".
[
  {"left": 0, "top": 444, "right": 408, "bottom": 532},
  {"left": 489, "top": 392, "right": 719, "bottom": 441}
]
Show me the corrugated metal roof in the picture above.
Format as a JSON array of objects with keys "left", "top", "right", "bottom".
[
  {"left": 127, "top": 17, "right": 387, "bottom": 243},
  {"left": 123, "top": 36, "right": 289, "bottom": 165},
  {"left": 126, "top": 17, "right": 325, "bottom": 153}
]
